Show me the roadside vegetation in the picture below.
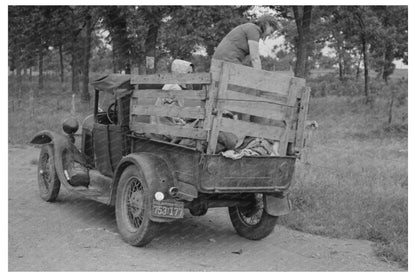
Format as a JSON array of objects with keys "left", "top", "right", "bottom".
[{"left": 280, "top": 72, "right": 408, "bottom": 268}]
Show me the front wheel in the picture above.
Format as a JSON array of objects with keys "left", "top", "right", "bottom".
[
  {"left": 228, "top": 193, "right": 278, "bottom": 240},
  {"left": 115, "top": 165, "right": 160, "bottom": 246},
  {"left": 38, "top": 144, "right": 60, "bottom": 202}
]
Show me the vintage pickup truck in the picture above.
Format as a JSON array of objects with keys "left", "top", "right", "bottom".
[{"left": 31, "top": 61, "right": 310, "bottom": 246}]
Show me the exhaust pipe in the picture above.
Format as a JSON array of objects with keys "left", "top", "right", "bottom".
[{"left": 168, "top": 187, "right": 195, "bottom": 202}]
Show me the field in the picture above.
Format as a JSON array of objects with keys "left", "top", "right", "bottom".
[{"left": 8, "top": 70, "right": 408, "bottom": 268}]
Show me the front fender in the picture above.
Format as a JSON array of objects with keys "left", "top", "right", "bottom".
[
  {"left": 111, "top": 152, "right": 178, "bottom": 222},
  {"left": 30, "top": 130, "right": 88, "bottom": 191}
]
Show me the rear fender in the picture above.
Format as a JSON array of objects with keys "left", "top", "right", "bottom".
[
  {"left": 264, "top": 194, "right": 292, "bottom": 217},
  {"left": 111, "top": 153, "right": 178, "bottom": 223},
  {"left": 30, "top": 130, "right": 88, "bottom": 191}
]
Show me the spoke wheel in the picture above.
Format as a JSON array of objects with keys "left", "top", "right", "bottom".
[
  {"left": 37, "top": 145, "right": 60, "bottom": 202},
  {"left": 228, "top": 193, "right": 278, "bottom": 240},
  {"left": 116, "top": 165, "right": 159, "bottom": 246}
]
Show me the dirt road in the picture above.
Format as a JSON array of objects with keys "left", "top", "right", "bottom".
[{"left": 8, "top": 145, "right": 402, "bottom": 271}]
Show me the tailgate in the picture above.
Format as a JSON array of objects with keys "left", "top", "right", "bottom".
[{"left": 198, "top": 155, "right": 296, "bottom": 193}]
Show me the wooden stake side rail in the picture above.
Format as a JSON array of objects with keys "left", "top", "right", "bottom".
[
  {"left": 206, "top": 62, "right": 308, "bottom": 156},
  {"left": 128, "top": 61, "right": 310, "bottom": 156},
  {"left": 130, "top": 73, "right": 210, "bottom": 144}
]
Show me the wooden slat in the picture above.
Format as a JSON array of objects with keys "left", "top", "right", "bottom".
[
  {"left": 130, "top": 122, "right": 207, "bottom": 140},
  {"left": 226, "top": 62, "right": 303, "bottom": 96},
  {"left": 218, "top": 118, "right": 286, "bottom": 142},
  {"left": 207, "top": 63, "right": 230, "bottom": 154},
  {"left": 278, "top": 78, "right": 305, "bottom": 155},
  {"left": 183, "top": 99, "right": 204, "bottom": 107},
  {"left": 227, "top": 84, "right": 288, "bottom": 104},
  {"left": 132, "top": 89, "right": 207, "bottom": 100},
  {"left": 220, "top": 96, "right": 287, "bottom": 121},
  {"left": 294, "top": 87, "right": 311, "bottom": 150},
  {"left": 131, "top": 105, "right": 205, "bottom": 119},
  {"left": 131, "top": 73, "right": 211, "bottom": 85}
]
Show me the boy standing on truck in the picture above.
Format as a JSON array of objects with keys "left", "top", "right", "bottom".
[
  {"left": 211, "top": 14, "right": 279, "bottom": 70},
  {"left": 210, "top": 14, "right": 279, "bottom": 124}
]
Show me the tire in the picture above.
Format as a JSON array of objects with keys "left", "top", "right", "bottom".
[
  {"left": 228, "top": 193, "right": 278, "bottom": 240},
  {"left": 115, "top": 165, "right": 160, "bottom": 247},
  {"left": 38, "top": 144, "right": 60, "bottom": 202}
]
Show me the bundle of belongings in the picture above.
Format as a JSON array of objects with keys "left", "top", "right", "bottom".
[
  {"left": 147, "top": 59, "right": 280, "bottom": 159},
  {"left": 221, "top": 137, "right": 279, "bottom": 160}
]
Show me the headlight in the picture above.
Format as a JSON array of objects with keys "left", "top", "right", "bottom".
[{"left": 154, "top": 192, "right": 165, "bottom": 201}]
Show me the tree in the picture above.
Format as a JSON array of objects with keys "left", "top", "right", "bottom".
[
  {"left": 80, "top": 8, "right": 94, "bottom": 102},
  {"left": 291, "top": 6, "right": 313, "bottom": 78},
  {"left": 160, "top": 6, "right": 249, "bottom": 61},
  {"left": 371, "top": 6, "right": 408, "bottom": 84},
  {"left": 100, "top": 6, "right": 133, "bottom": 74},
  {"left": 271, "top": 6, "right": 321, "bottom": 77}
]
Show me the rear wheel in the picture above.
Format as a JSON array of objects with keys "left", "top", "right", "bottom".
[
  {"left": 228, "top": 193, "right": 278, "bottom": 240},
  {"left": 38, "top": 144, "right": 60, "bottom": 202},
  {"left": 115, "top": 165, "right": 160, "bottom": 246}
]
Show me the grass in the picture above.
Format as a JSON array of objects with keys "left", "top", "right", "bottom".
[
  {"left": 279, "top": 95, "right": 408, "bottom": 268},
  {"left": 8, "top": 74, "right": 408, "bottom": 268}
]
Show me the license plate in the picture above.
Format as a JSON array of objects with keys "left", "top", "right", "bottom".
[{"left": 152, "top": 199, "right": 184, "bottom": 219}]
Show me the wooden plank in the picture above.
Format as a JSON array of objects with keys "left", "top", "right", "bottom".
[
  {"left": 294, "top": 87, "right": 310, "bottom": 151},
  {"left": 220, "top": 96, "right": 287, "bottom": 122},
  {"left": 218, "top": 118, "right": 286, "bottom": 142},
  {"left": 226, "top": 62, "right": 302, "bottom": 96},
  {"left": 203, "top": 76, "right": 218, "bottom": 131},
  {"left": 207, "top": 62, "right": 230, "bottom": 154},
  {"left": 203, "top": 59, "right": 224, "bottom": 132},
  {"left": 227, "top": 84, "right": 288, "bottom": 104},
  {"left": 278, "top": 78, "right": 305, "bottom": 155},
  {"left": 130, "top": 122, "right": 208, "bottom": 140},
  {"left": 183, "top": 98, "right": 204, "bottom": 107},
  {"left": 131, "top": 73, "right": 211, "bottom": 85},
  {"left": 131, "top": 105, "right": 205, "bottom": 119},
  {"left": 132, "top": 89, "right": 207, "bottom": 100}
]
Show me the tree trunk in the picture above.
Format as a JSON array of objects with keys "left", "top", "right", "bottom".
[
  {"left": 81, "top": 14, "right": 92, "bottom": 102},
  {"left": 292, "top": 6, "right": 313, "bottom": 78},
  {"left": 337, "top": 50, "right": 343, "bottom": 80},
  {"left": 362, "top": 38, "right": 370, "bottom": 104},
  {"left": 105, "top": 7, "right": 131, "bottom": 74},
  {"left": 71, "top": 50, "right": 79, "bottom": 95},
  {"left": 37, "top": 50, "right": 44, "bottom": 96},
  {"left": 356, "top": 52, "right": 362, "bottom": 80},
  {"left": 59, "top": 44, "right": 64, "bottom": 83},
  {"left": 144, "top": 22, "right": 160, "bottom": 74},
  {"left": 388, "top": 89, "right": 394, "bottom": 124},
  {"left": 112, "top": 46, "right": 117, "bottom": 73},
  {"left": 380, "top": 47, "right": 386, "bottom": 81},
  {"left": 16, "top": 64, "right": 22, "bottom": 98}
]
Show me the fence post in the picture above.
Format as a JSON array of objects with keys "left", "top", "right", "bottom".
[
  {"left": 71, "top": 94, "right": 76, "bottom": 115},
  {"left": 29, "top": 89, "right": 35, "bottom": 117}
]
